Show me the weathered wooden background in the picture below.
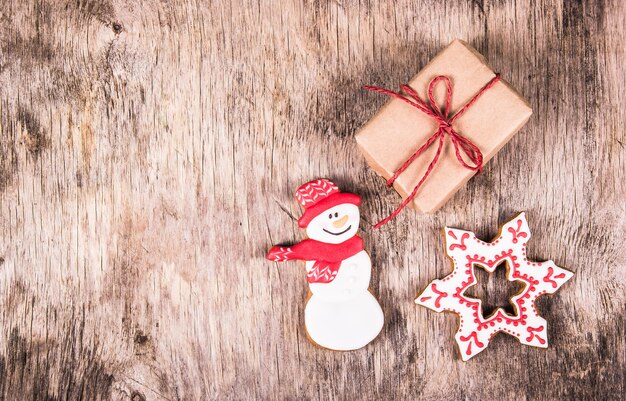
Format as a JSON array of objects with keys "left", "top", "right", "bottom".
[{"left": 0, "top": 0, "right": 624, "bottom": 400}]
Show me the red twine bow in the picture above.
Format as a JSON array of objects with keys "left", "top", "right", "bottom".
[{"left": 364, "top": 74, "right": 501, "bottom": 229}]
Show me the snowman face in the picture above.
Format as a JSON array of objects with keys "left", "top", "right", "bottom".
[{"left": 306, "top": 203, "right": 360, "bottom": 244}]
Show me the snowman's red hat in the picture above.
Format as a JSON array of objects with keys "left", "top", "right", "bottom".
[{"left": 295, "top": 179, "right": 361, "bottom": 228}]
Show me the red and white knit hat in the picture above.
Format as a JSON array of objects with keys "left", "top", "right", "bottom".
[{"left": 295, "top": 179, "right": 361, "bottom": 228}]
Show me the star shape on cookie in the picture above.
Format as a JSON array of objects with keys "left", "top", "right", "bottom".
[{"left": 415, "top": 212, "right": 573, "bottom": 361}]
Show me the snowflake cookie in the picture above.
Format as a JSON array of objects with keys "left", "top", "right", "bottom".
[{"left": 415, "top": 213, "right": 573, "bottom": 361}]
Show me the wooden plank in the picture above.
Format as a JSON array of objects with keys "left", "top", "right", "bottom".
[{"left": 0, "top": 0, "right": 624, "bottom": 399}]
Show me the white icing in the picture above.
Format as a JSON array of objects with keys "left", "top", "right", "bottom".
[
  {"left": 306, "top": 251, "right": 371, "bottom": 302},
  {"left": 305, "top": 250, "right": 384, "bottom": 350},
  {"left": 306, "top": 203, "right": 360, "bottom": 244},
  {"left": 305, "top": 290, "right": 384, "bottom": 351}
]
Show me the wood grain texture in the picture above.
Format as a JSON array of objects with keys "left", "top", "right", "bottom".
[{"left": 0, "top": 0, "right": 624, "bottom": 400}]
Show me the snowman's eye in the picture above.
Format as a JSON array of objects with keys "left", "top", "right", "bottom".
[
  {"left": 328, "top": 213, "right": 332, "bottom": 219},
  {"left": 334, "top": 212, "right": 338, "bottom": 218}
]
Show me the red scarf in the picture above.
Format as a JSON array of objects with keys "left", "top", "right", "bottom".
[{"left": 266, "top": 236, "right": 364, "bottom": 283}]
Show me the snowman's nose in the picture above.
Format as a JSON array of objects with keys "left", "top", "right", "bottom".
[{"left": 332, "top": 215, "right": 349, "bottom": 228}]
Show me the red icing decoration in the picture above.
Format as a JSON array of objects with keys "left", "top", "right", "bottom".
[
  {"left": 526, "top": 326, "right": 546, "bottom": 344},
  {"left": 295, "top": 179, "right": 362, "bottom": 228},
  {"left": 543, "top": 266, "right": 558, "bottom": 288},
  {"left": 449, "top": 232, "right": 470, "bottom": 251},
  {"left": 267, "top": 236, "right": 364, "bottom": 284},
  {"left": 431, "top": 283, "right": 448, "bottom": 308},
  {"left": 507, "top": 219, "right": 528, "bottom": 244},
  {"left": 459, "top": 332, "right": 485, "bottom": 355}
]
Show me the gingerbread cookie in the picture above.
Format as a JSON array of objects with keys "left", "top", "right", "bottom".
[
  {"left": 415, "top": 213, "right": 573, "bottom": 360},
  {"left": 267, "top": 179, "right": 384, "bottom": 351}
]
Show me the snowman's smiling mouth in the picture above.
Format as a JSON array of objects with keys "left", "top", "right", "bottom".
[{"left": 323, "top": 225, "right": 352, "bottom": 236}]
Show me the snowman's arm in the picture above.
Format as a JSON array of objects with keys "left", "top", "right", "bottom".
[{"left": 267, "top": 246, "right": 296, "bottom": 261}]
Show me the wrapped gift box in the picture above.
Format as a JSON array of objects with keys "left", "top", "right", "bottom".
[{"left": 356, "top": 39, "right": 532, "bottom": 215}]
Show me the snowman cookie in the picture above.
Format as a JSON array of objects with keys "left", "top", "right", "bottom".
[{"left": 267, "top": 179, "right": 384, "bottom": 351}]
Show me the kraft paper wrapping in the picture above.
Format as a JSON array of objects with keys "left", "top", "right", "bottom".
[{"left": 356, "top": 39, "right": 532, "bottom": 213}]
